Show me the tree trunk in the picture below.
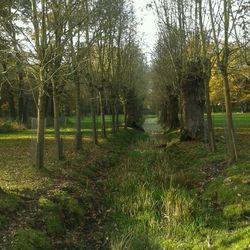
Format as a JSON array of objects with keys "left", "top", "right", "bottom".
[
  {"left": 8, "top": 90, "right": 16, "bottom": 121},
  {"left": 36, "top": 76, "right": 46, "bottom": 168},
  {"left": 198, "top": 0, "right": 216, "bottom": 152},
  {"left": 114, "top": 102, "right": 119, "bottom": 131},
  {"left": 99, "top": 91, "right": 106, "bottom": 138},
  {"left": 204, "top": 75, "right": 216, "bottom": 152},
  {"left": 180, "top": 61, "right": 205, "bottom": 141},
  {"left": 111, "top": 102, "right": 116, "bottom": 133},
  {"left": 116, "top": 107, "right": 119, "bottom": 131},
  {"left": 91, "top": 90, "right": 98, "bottom": 144},
  {"left": 52, "top": 79, "right": 64, "bottom": 160},
  {"left": 165, "top": 94, "right": 180, "bottom": 130},
  {"left": 221, "top": 69, "right": 238, "bottom": 162},
  {"left": 123, "top": 101, "right": 128, "bottom": 129},
  {"left": 17, "top": 70, "right": 25, "bottom": 124},
  {"left": 75, "top": 77, "right": 82, "bottom": 150}
]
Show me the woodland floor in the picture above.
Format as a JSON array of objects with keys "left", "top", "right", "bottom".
[{"left": 0, "top": 116, "right": 249, "bottom": 249}]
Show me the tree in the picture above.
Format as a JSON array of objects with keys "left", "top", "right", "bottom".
[{"left": 208, "top": 0, "right": 239, "bottom": 162}]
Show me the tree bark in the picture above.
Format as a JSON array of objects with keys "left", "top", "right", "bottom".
[
  {"left": 164, "top": 94, "right": 180, "bottom": 130},
  {"left": 111, "top": 101, "right": 116, "bottom": 133},
  {"left": 221, "top": 68, "right": 238, "bottom": 162},
  {"left": 36, "top": 70, "right": 46, "bottom": 168},
  {"left": 75, "top": 76, "right": 83, "bottom": 150},
  {"left": 91, "top": 89, "right": 98, "bottom": 144},
  {"left": 116, "top": 105, "right": 119, "bottom": 131},
  {"left": 198, "top": 0, "right": 216, "bottom": 152},
  {"left": 52, "top": 79, "right": 64, "bottom": 160},
  {"left": 180, "top": 61, "right": 205, "bottom": 141},
  {"left": 123, "top": 101, "right": 128, "bottom": 129},
  {"left": 99, "top": 90, "right": 106, "bottom": 138}
]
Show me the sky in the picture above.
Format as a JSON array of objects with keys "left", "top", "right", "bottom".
[{"left": 133, "top": 0, "right": 158, "bottom": 62}]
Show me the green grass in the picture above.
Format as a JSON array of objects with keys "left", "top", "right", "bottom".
[
  {"left": 0, "top": 128, "right": 142, "bottom": 248},
  {"left": 0, "top": 115, "right": 123, "bottom": 140},
  {"left": 211, "top": 113, "right": 250, "bottom": 128},
  {"left": 103, "top": 123, "right": 250, "bottom": 249},
  {"left": 0, "top": 113, "right": 249, "bottom": 248}
]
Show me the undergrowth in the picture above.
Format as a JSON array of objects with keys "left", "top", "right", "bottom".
[{"left": 105, "top": 130, "right": 250, "bottom": 249}]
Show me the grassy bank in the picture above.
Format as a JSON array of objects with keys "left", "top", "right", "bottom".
[
  {"left": 0, "top": 129, "right": 140, "bottom": 249},
  {"left": 104, "top": 128, "right": 250, "bottom": 249},
  {"left": 0, "top": 114, "right": 249, "bottom": 249}
]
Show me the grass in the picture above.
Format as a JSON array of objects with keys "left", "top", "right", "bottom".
[
  {"left": 212, "top": 113, "right": 250, "bottom": 128},
  {"left": 0, "top": 126, "right": 142, "bottom": 248},
  {"left": 103, "top": 118, "right": 250, "bottom": 249},
  {"left": 0, "top": 113, "right": 249, "bottom": 248}
]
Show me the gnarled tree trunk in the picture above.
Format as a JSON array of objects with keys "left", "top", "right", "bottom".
[{"left": 180, "top": 61, "right": 205, "bottom": 141}]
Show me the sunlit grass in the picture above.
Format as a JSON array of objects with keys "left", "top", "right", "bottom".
[{"left": 106, "top": 125, "right": 250, "bottom": 249}]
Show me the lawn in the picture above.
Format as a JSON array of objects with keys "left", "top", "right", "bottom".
[{"left": 212, "top": 113, "right": 250, "bottom": 129}]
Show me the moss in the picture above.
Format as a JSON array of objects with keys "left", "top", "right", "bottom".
[
  {"left": 218, "top": 184, "right": 249, "bottom": 204},
  {"left": 223, "top": 175, "right": 250, "bottom": 186},
  {"left": 11, "top": 228, "right": 51, "bottom": 250},
  {"left": 47, "top": 192, "right": 85, "bottom": 227},
  {"left": 204, "top": 175, "right": 249, "bottom": 206},
  {"left": 223, "top": 202, "right": 250, "bottom": 220},
  {"left": 216, "top": 226, "right": 250, "bottom": 250},
  {"left": 38, "top": 197, "right": 59, "bottom": 212},
  {"left": 38, "top": 197, "right": 65, "bottom": 236},
  {"left": 223, "top": 204, "right": 244, "bottom": 220}
]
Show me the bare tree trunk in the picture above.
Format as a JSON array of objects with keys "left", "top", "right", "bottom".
[
  {"left": 36, "top": 73, "right": 46, "bottom": 168},
  {"left": 123, "top": 101, "right": 128, "bottom": 129},
  {"left": 180, "top": 61, "right": 205, "bottom": 141},
  {"left": 91, "top": 89, "right": 98, "bottom": 144},
  {"left": 17, "top": 66, "right": 25, "bottom": 124},
  {"left": 222, "top": 69, "right": 238, "bottom": 162},
  {"left": 204, "top": 75, "right": 216, "bottom": 152},
  {"left": 116, "top": 106, "right": 119, "bottom": 131},
  {"left": 198, "top": 0, "right": 216, "bottom": 152},
  {"left": 31, "top": 0, "right": 47, "bottom": 168},
  {"left": 8, "top": 90, "right": 16, "bottom": 121},
  {"left": 111, "top": 101, "right": 116, "bottom": 133},
  {"left": 52, "top": 79, "right": 63, "bottom": 160},
  {"left": 75, "top": 76, "right": 82, "bottom": 150},
  {"left": 99, "top": 91, "right": 106, "bottom": 138},
  {"left": 208, "top": 0, "right": 238, "bottom": 162}
]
